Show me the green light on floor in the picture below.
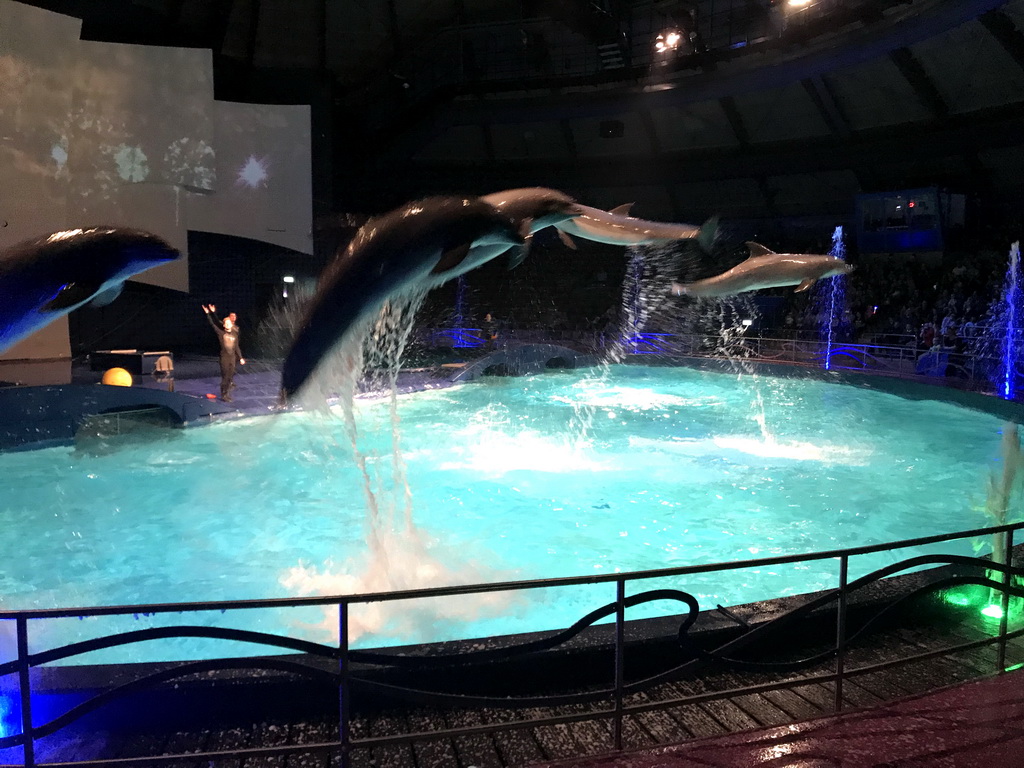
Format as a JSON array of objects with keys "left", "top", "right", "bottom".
[
  {"left": 943, "top": 592, "right": 974, "bottom": 607},
  {"left": 982, "top": 604, "right": 1005, "bottom": 619},
  {"left": 1006, "top": 663, "right": 1024, "bottom": 672}
]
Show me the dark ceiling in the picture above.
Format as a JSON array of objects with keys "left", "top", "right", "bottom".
[{"left": 14, "top": 0, "right": 1024, "bottom": 232}]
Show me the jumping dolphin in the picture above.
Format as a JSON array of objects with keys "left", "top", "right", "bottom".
[
  {"left": 280, "top": 196, "right": 528, "bottom": 399},
  {"left": 670, "top": 242, "right": 853, "bottom": 298},
  {"left": 461, "top": 187, "right": 582, "bottom": 272},
  {"left": 554, "top": 204, "right": 718, "bottom": 252},
  {"left": 0, "top": 227, "right": 180, "bottom": 353}
]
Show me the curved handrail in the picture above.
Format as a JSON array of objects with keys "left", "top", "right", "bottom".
[
  {"left": 2, "top": 524, "right": 1021, "bottom": 763},
  {"left": 0, "top": 625, "right": 337, "bottom": 675}
]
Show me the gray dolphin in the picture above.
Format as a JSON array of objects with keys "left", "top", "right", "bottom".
[
  {"left": 555, "top": 203, "right": 718, "bottom": 251},
  {"left": 0, "top": 227, "right": 179, "bottom": 353},
  {"left": 670, "top": 241, "right": 853, "bottom": 298},
  {"left": 280, "top": 196, "right": 527, "bottom": 398},
  {"left": 457, "top": 187, "right": 583, "bottom": 272}
]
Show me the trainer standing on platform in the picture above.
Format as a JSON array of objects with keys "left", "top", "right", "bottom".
[{"left": 202, "top": 304, "right": 245, "bottom": 402}]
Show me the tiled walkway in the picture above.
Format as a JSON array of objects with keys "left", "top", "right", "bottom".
[{"left": 538, "top": 670, "right": 1024, "bottom": 768}]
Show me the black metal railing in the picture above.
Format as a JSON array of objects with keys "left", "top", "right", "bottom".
[{"left": 1, "top": 521, "right": 1023, "bottom": 767}]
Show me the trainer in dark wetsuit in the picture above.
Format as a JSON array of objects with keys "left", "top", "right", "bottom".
[{"left": 202, "top": 304, "right": 245, "bottom": 401}]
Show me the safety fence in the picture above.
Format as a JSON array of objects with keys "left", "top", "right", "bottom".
[
  {"left": 1, "top": 521, "right": 1023, "bottom": 767},
  {"left": 418, "top": 327, "right": 1006, "bottom": 390}
]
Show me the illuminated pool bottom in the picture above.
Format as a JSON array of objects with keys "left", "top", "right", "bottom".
[{"left": 0, "top": 363, "right": 1013, "bottom": 662}]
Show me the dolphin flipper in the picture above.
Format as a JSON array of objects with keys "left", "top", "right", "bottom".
[
  {"left": 90, "top": 283, "right": 124, "bottom": 307},
  {"left": 556, "top": 229, "right": 577, "bottom": 250},
  {"left": 41, "top": 281, "right": 104, "bottom": 312},
  {"left": 794, "top": 278, "right": 816, "bottom": 293},
  {"left": 432, "top": 242, "right": 472, "bottom": 275}
]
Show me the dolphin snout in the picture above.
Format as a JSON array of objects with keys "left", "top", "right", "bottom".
[{"left": 142, "top": 245, "right": 181, "bottom": 263}]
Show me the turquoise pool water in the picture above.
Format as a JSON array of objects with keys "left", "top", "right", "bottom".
[{"left": 0, "top": 364, "right": 1010, "bottom": 662}]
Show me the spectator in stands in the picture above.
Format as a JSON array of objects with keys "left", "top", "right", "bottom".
[
  {"left": 920, "top": 321, "right": 936, "bottom": 350},
  {"left": 940, "top": 312, "right": 958, "bottom": 347}
]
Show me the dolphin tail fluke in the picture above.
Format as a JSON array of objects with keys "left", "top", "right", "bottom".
[
  {"left": 556, "top": 229, "right": 577, "bottom": 251},
  {"left": 697, "top": 216, "right": 719, "bottom": 252}
]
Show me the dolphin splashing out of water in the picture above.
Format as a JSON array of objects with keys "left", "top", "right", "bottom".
[
  {"left": 280, "top": 188, "right": 722, "bottom": 399},
  {"left": 280, "top": 195, "right": 540, "bottom": 399}
]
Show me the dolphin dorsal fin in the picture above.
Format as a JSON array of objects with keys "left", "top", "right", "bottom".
[
  {"left": 745, "top": 241, "right": 776, "bottom": 258},
  {"left": 610, "top": 203, "right": 634, "bottom": 216}
]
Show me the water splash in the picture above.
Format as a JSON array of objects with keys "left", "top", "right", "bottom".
[
  {"left": 280, "top": 529, "right": 519, "bottom": 644},
  {"left": 620, "top": 247, "right": 647, "bottom": 355},
  {"left": 280, "top": 291, "right": 520, "bottom": 641},
  {"left": 454, "top": 274, "right": 467, "bottom": 326},
  {"left": 995, "top": 242, "right": 1023, "bottom": 399},
  {"left": 612, "top": 242, "right": 694, "bottom": 359},
  {"left": 814, "top": 226, "right": 848, "bottom": 371}
]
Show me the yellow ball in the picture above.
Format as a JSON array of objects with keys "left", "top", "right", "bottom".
[{"left": 101, "top": 367, "right": 133, "bottom": 387}]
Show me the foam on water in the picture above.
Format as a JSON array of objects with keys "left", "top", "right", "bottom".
[{"left": 275, "top": 288, "right": 522, "bottom": 643}]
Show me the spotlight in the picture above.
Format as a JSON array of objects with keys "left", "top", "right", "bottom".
[
  {"left": 741, "top": 319, "right": 754, "bottom": 327},
  {"left": 654, "top": 29, "right": 682, "bottom": 53},
  {"left": 788, "top": 0, "right": 812, "bottom": 6},
  {"left": 282, "top": 275, "right": 295, "bottom": 283}
]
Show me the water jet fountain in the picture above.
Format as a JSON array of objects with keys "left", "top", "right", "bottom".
[
  {"left": 814, "top": 225, "right": 848, "bottom": 371},
  {"left": 991, "top": 241, "right": 1023, "bottom": 400}
]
